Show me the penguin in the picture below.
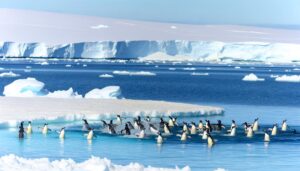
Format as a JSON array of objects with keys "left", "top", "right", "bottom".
[
  {"left": 138, "top": 122, "right": 145, "bottom": 131},
  {"left": 116, "top": 115, "right": 122, "bottom": 125},
  {"left": 177, "top": 130, "right": 189, "bottom": 141},
  {"left": 82, "top": 119, "right": 91, "bottom": 131},
  {"left": 126, "top": 121, "right": 135, "bottom": 130},
  {"left": 26, "top": 121, "right": 32, "bottom": 134},
  {"left": 18, "top": 121, "right": 25, "bottom": 139},
  {"left": 182, "top": 122, "right": 189, "bottom": 134},
  {"left": 246, "top": 126, "right": 254, "bottom": 138},
  {"left": 159, "top": 118, "right": 165, "bottom": 128},
  {"left": 42, "top": 123, "right": 50, "bottom": 134},
  {"left": 215, "top": 120, "right": 225, "bottom": 131},
  {"left": 231, "top": 120, "right": 236, "bottom": 130},
  {"left": 86, "top": 128, "right": 94, "bottom": 140},
  {"left": 229, "top": 126, "right": 236, "bottom": 136},
  {"left": 121, "top": 124, "right": 131, "bottom": 135},
  {"left": 264, "top": 130, "right": 270, "bottom": 142},
  {"left": 137, "top": 129, "right": 145, "bottom": 139},
  {"left": 252, "top": 118, "right": 259, "bottom": 131},
  {"left": 190, "top": 122, "right": 197, "bottom": 135},
  {"left": 133, "top": 119, "right": 139, "bottom": 130},
  {"left": 101, "top": 120, "right": 108, "bottom": 127},
  {"left": 145, "top": 116, "right": 151, "bottom": 123},
  {"left": 270, "top": 124, "right": 278, "bottom": 136},
  {"left": 163, "top": 123, "right": 171, "bottom": 134},
  {"left": 198, "top": 120, "right": 204, "bottom": 130},
  {"left": 168, "top": 116, "right": 177, "bottom": 127},
  {"left": 59, "top": 127, "right": 65, "bottom": 139},
  {"left": 202, "top": 128, "right": 208, "bottom": 139},
  {"left": 205, "top": 120, "right": 212, "bottom": 132},
  {"left": 281, "top": 120, "right": 287, "bottom": 132},
  {"left": 207, "top": 133, "right": 215, "bottom": 147},
  {"left": 156, "top": 132, "right": 163, "bottom": 144},
  {"left": 243, "top": 122, "right": 251, "bottom": 132},
  {"left": 108, "top": 124, "right": 116, "bottom": 134},
  {"left": 149, "top": 124, "right": 159, "bottom": 135}
]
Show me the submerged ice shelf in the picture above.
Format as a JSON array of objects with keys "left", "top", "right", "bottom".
[
  {"left": 1, "top": 40, "right": 300, "bottom": 64},
  {"left": 0, "top": 97, "right": 223, "bottom": 126}
]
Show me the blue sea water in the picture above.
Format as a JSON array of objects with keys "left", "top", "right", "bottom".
[{"left": 0, "top": 60, "right": 300, "bottom": 170}]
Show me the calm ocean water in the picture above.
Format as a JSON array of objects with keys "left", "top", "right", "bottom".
[{"left": 0, "top": 60, "right": 300, "bottom": 170}]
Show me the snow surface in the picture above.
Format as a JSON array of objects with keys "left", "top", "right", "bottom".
[
  {"left": 3, "top": 77, "right": 122, "bottom": 99},
  {"left": 113, "top": 71, "right": 156, "bottom": 76},
  {"left": 0, "top": 71, "right": 20, "bottom": 78},
  {"left": 275, "top": 75, "right": 300, "bottom": 82},
  {"left": 242, "top": 73, "right": 265, "bottom": 81},
  {"left": 0, "top": 154, "right": 190, "bottom": 171}
]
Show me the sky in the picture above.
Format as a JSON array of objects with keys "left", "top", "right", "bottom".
[{"left": 1, "top": 0, "right": 300, "bottom": 27}]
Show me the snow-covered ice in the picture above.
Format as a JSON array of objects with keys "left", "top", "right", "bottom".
[
  {"left": 85, "top": 86, "right": 122, "bottom": 99},
  {"left": 99, "top": 74, "right": 114, "bottom": 78},
  {"left": 46, "top": 88, "right": 82, "bottom": 98},
  {"left": 275, "top": 75, "right": 300, "bottom": 82},
  {"left": 0, "top": 71, "right": 20, "bottom": 78},
  {"left": 0, "top": 154, "right": 190, "bottom": 171},
  {"left": 242, "top": 73, "right": 265, "bottom": 81},
  {"left": 113, "top": 71, "right": 156, "bottom": 76}
]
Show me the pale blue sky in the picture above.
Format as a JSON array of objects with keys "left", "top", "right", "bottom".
[{"left": 1, "top": 0, "right": 300, "bottom": 27}]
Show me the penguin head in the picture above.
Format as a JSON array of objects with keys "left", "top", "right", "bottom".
[
  {"left": 117, "top": 115, "right": 121, "bottom": 118},
  {"left": 28, "top": 121, "right": 31, "bottom": 124},
  {"left": 61, "top": 127, "right": 65, "bottom": 130},
  {"left": 191, "top": 122, "right": 195, "bottom": 126},
  {"left": 254, "top": 118, "right": 259, "bottom": 121},
  {"left": 232, "top": 120, "right": 235, "bottom": 123},
  {"left": 283, "top": 119, "right": 287, "bottom": 123},
  {"left": 199, "top": 120, "right": 202, "bottom": 123}
]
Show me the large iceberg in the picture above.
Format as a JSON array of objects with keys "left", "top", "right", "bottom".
[
  {"left": 85, "top": 86, "right": 122, "bottom": 99},
  {"left": 1, "top": 41, "right": 300, "bottom": 63}
]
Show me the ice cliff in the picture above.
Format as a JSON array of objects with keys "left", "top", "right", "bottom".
[{"left": 1, "top": 40, "right": 300, "bottom": 63}]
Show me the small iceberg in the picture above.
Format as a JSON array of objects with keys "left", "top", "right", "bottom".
[
  {"left": 275, "top": 75, "right": 300, "bottom": 82},
  {"left": 40, "top": 61, "right": 49, "bottom": 65},
  {"left": 169, "top": 68, "right": 176, "bottom": 71},
  {"left": 183, "top": 67, "right": 196, "bottom": 71},
  {"left": 85, "top": 86, "right": 122, "bottom": 99},
  {"left": 191, "top": 72, "right": 209, "bottom": 76},
  {"left": 113, "top": 70, "right": 156, "bottom": 76},
  {"left": 65, "top": 64, "right": 72, "bottom": 67},
  {"left": 46, "top": 88, "right": 82, "bottom": 98},
  {"left": 99, "top": 74, "right": 114, "bottom": 78},
  {"left": 242, "top": 73, "right": 265, "bottom": 81},
  {"left": 0, "top": 71, "right": 20, "bottom": 78}
]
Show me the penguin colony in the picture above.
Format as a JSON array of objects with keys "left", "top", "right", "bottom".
[{"left": 18, "top": 117, "right": 295, "bottom": 147}]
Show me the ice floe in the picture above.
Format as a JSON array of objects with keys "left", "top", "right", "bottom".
[
  {"left": 275, "top": 75, "right": 300, "bottom": 82},
  {"left": 99, "top": 74, "right": 114, "bottom": 78},
  {"left": 46, "top": 88, "right": 82, "bottom": 98},
  {"left": 183, "top": 67, "right": 196, "bottom": 71},
  {"left": 113, "top": 71, "right": 156, "bottom": 76},
  {"left": 85, "top": 86, "right": 122, "bottom": 99},
  {"left": 191, "top": 72, "right": 209, "bottom": 76},
  {"left": 0, "top": 71, "right": 20, "bottom": 78},
  {"left": 242, "top": 73, "right": 265, "bottom": 81},
  {"left": 0, "top": 154, "right": 190, "bottom": 171}
]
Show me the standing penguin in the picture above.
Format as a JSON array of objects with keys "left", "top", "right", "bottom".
[
  {"left": 18, "top": 121, "right": 25, "bottom": 139},
  {"left": 121, "top": 124, "right": 131, "bottom": 135},
  {"left": 156, "top": 132, "right": 163, "bottom": 144},
  {"left": 163, "top": 123, "right": 171, "bottom": 134},
  {"left": 149, "top": 124, "right": 159, "bottom": 135},
  {"left": 207, "top": 133, "right": 215, "bottom": 147},
  {"left": 42, "top": 123, "right": 50, "bottom": 134},
  {"left": 190, "top": 122, "right": 197, "bottom": 135},
  {"left": 231, "top": 120, "right": 236, "bottom": 130},
  {"left": 86, "top": 128, "right": 94, "bottom": 140},
  {"left": 182, "top": 122, "right": 189, "bottom": 134},
  {"left": 202, "top": 128, "right": 208, "bottom": 139},
  {"left": 246, "top": 126, "right": 254, "bottom": 138},
  {"left": 205, "top": 120, "right": 212, "bottom": 132},
  {"left": 137, "top": 129, "right": 145, "bottom": 139},
  {"left": 252, "top": 118, "right": 259, "bottom": 132},
  {"left": 198, "top": 120, "right": 204, "bottom": 130},
  {"left": 177, "top": 130, "right": 189, "bottom": 141},
  {"left": 270, "top": 124, "right": 278, "bottom": 136},
  {"left": 82, "top": 119, "right": 91, "bottom": 131},
  {"left": 116, "top": 115, "right": 122, "bottom": 125},
  {"left": 26, "top": 121, "right": 32, "bottom": 134},
  {"left": 229, "top": 126, "right": 236, "bottom": 136},
  {"left": 58, "top": 127, "right": 65, "bottom": 139},
  {"left": 281, "top": 120, "right": 287, "bottom": 132},
  {"left": 264, "top": 130, "right": 270, "bottom": 142}
]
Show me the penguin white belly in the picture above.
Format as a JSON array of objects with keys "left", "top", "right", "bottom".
[
  {"left": 207, "top": 137, "right": 214, "bottom": 146},
  {"left": 138, "top": 130, "right": 145, "bottom": 138},
  {"left": 59, "top": 130, "right": 65, "bottom": 139},
  {"left": 117, "top": 118, "right": 122, "bottom": 125},
  {"left": 198, "top": 123, "right": 203, "bottom": 130},
  {"left": 282, "top": 123, "right": 287, "bottom": 131},
  {"left": 150, "top": 127, "right": 158, "bottom": 135},
  {"left": 230, "top": 128, "right": 236, "bottom": 136},
  {"left": 264, "top": 133, "right": 270, "bottom": 142},
  {"left": 253, "top": 122, "right": 259, "bottom": 131},
  {"left": 42, "top": 126, "right": 48, "bottom": 134},
  {"left": 164, "top": 125, "right": 170, "bottom": 134},
  {"left": 168, "top": 120, "right": 174, "bottom": 127},
  {"left": 181, "top": 133, "right": 187, "bottom": 141},
  {"left": 134, "top": 122, "right": 139, "bottom": 129},
  {"left": 190, "top": 126, "right": 197, "bottom": 135},
  {"left": 202, "top": 132, "right": 208, "bottom": 139},
  {"left": 247, "top": 128, "right": 253, "bottom": 137},
  {"left": 87, "top": 131, "right": 93, "bottom": 140},
  {"left": 27, "top": 125, "right": 32, "bottom": 134},
  {"left": 271, "top": 127, "right": 277, "bottom": 136},
  {"left": 157, "top": 136, "right": 163, "bottom": 144}
]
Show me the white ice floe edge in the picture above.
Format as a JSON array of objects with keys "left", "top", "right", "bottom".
[
  {"left": 274, "top": 75, "right": 300, "bottom": 82},
  {"left": 0, "top": 154, "right": 191, "bottom": 171},
  {"left": 242, "top": 73, "right": 265, "bottom": 81},
  {"left": 0, "top": 109, "right": 224, "bottom": 128}
]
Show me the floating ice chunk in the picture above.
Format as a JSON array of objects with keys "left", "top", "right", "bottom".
[
  {"left": 0, "top": 67, "right": 4, "bottom": 70},
  {"left": 40, "top": 61, "right": 49, "bottom": 65},
  {"left": 234, "top": 66, "right": 241, "bottom": 69},
  {"left": 293, "top": 68, "right": 300, "bottom": 71},
  {"left": 99, "top": 74, "right": 114, "bottom": 78},
  {"left": 191, "top": 72, "right": 209, "bottom": 76},
  {"left": 183, "top": 67, "right": 196, "bottom": 71},
  {"left": 0, "top": 154, "right": 190, "bottom": 171},
  {"left": 3, "top": 77, "right": 45, "bottom": 97},
  {"left": 270, "top": 74, "right": 279, "bottom": 78},
  {"left": 113, "top": 70, "right": 156, "bottom": 76},
  {"left": 65, "top": 64, "right": 72, "bottom": 67},
  {"left": 83, "top": 64, "right": 87, "bottom": 67},
  {"left": 242, "top": 73, "right": 265, "bottom": 81},
  {"left": 0, "top": 71, "right": 20, "bottom": 77},
  {"left": 25, "top": 66, "right": 32, "bottom": 69},
  {"left": 275, "top": 75, "right": 300, "bottom": 82},
  {"left": 169, "top": 68, "right": 176, "bottom": 71},
  {"left": 85, "top": 86, "right": 122, "bottom": 99},
  {"left": 46, "top": 88, "right": 82, "bottom": 98}
]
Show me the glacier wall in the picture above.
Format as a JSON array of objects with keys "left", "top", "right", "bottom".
[{"left": 1, "top": 40, "right": 300, "bottom": 63}]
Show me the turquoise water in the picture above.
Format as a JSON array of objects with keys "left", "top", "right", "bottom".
[{"left": 0, "top": 61, "right": 300, "bottom": 170}]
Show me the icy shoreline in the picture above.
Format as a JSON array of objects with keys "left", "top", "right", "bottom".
[{"left": 0, "top": 97, "right": 223, "bottom": 126}]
